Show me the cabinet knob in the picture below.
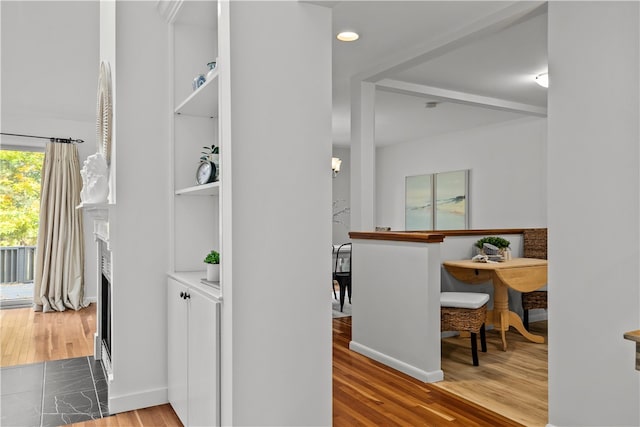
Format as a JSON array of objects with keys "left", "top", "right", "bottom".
[
  {"left": 179, "top": 291, "right": 185, "bottom": 298},
  {"left": 185, "top": 293, "right": 191, "bottom": 300}
]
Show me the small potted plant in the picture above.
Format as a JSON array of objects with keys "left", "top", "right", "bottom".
[
  {"left": 475, "top": 236, "right": 511, "bottom": 258},
  {"left": 204, "top": 250, "right": 220, "bottom": 282}
]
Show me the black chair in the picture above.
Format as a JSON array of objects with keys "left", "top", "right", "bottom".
[
  {"left": 333, "top": 243, "right": 352, "bottom": 312},
  {"left": 331, "top": 246, "right": 337, "bottom": 300}
]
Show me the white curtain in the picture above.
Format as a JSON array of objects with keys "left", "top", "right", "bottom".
[{"left": 34, "top": 142, "right": 87, "bottom": 312}]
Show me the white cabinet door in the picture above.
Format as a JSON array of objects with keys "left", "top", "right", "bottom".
[
  {"left": 188, "top": 289, "right": 220, "bottom": 427},
  {"left": 167, "top": 278, "right": 189, "bottom": 426}
]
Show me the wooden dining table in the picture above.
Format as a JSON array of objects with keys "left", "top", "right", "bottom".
[{"left": 442, "top": 257, "right": 548, "bottom": 351}]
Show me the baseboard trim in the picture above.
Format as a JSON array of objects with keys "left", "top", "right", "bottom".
[
  {"left": 108, "top": 386, "right": 168, "bottom": 415},
  {"left": 349, "top": 341, "right": 444, "bottom": 383}
]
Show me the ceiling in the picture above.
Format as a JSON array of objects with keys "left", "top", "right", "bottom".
[
  {"left": 330, "top": 1, "right": 548, "bottom": 146},
  {"left": 0, "top": 1, "right": 548, "bottom": 149}
]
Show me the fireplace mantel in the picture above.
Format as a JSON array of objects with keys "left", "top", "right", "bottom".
[
  {"left": 78, "top": 202, "right": 113, "bottom": 247},
  {"left": 79, "top": 201, "right": 113, "bottom": 383}
]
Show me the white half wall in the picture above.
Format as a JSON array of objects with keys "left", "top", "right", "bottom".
[
  {"left": 547, "top": 2, "right": 640, "bottom": 426},
  {"left": 350, "top": 239, "right": 443, "bottom": 382},
  {"left": 376, "top": 117, "right": 547, "bottom": 230}
]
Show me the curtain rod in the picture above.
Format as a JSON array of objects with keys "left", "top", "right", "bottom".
[{"left": 0, "top": 132, "right": 84, "bottom": 144}]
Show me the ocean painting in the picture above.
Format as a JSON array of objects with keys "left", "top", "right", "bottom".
[
  {"left": 405, "top": 174, "right": 432, "bottom": 230},
  {"left": 435, "top": 170, "right": 468, "bottom": 230},
  {"left": 405, "top": 170, "right": 468, "bottom": 231}
]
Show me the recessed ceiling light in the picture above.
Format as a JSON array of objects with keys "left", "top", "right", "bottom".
[
  {"left": 337, "top": 31, "right": 359, "bottom": 42},
  {"left": 535, "top": 72, "right": 549, "bottom": 88}
]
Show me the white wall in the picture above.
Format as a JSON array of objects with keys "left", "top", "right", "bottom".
[
  {"left": 332, "top": 146, "right": 351, "bottom": 244},
  {"left": 376, "top": 116, "right": 547, "bottom": 230},
  {"left": 1, "top": 1, "right": 100, "bottom": 302},
  {"left": 350, "top": 240, "right": 443, "bottom": 382},
  {"left": 223, "top": 2, "right": 332, "bottom": 425},
  {"left": 547, "top": 2, "right": 640, "bottom": 426},
  {"left": 105, "top": 1, "right": 171, "bottom": 413}
]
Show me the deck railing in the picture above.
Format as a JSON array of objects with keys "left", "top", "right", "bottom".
[{"left": 0, "top": 246, "right": 36, "bottom": 284}]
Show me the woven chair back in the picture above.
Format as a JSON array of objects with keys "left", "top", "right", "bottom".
[{"left": 523, "top": 228, "right": 547, "bottom": 260}]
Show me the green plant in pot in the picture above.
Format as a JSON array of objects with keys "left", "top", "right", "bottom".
[
  {"left": 475, "top": 236, "right": 511, "bottom": 257},
  {"left": 204, "top": 250, "right": 220, "bottom": 282}
]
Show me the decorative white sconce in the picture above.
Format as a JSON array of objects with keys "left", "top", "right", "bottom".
[
  {"left": 332, "top": 157, "right": 342, "bottom": 178},
  {"left": 535, "top": 72, "right": 549, "bottom": 88}
]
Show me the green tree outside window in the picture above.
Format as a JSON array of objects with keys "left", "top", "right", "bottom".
[{"left": 0, "top": 150, "right": 44, "bottom": 246}]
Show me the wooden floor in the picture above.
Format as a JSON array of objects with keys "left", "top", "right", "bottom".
[
  {"left": 437, "top": 321, "right": 548, "bottom": 427},
  {"left": 333, "top": 316, "right": 523, "bottom": 426},
  {"left": 0, "top": 306, "right": 546, "bottom": 426},
  {"left": 68, "top": 404, "right": 181, "bottom": 427},
  {"left": 0, "top": 303, "right": 96, "bottom": 367}
]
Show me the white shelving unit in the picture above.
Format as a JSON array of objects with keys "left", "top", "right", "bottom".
[
  {"left": 175, "top": 71, "right": 219, "bottom": 118},
  {"left": 164, "top": 1, "right": 222, "bottom": 425},
  {"left": 175, "top": 182, "right": 220, "bottom": 196},
  {"left": 169, "top": 0, "right": 221, "bottom": 278}
]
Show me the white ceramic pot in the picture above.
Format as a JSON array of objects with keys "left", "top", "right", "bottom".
[{"left": 206, "top": 263, "right": 220, "bottom": 282}]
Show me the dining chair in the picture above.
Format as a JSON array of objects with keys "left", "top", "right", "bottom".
[
  {"left": 333, "top": 243, "right": 352, "bottom": 312},
  {"left": 331, "top": 246, "right": 338, "bottom": 300},
  {"left": 521, "top": 228, "right": 548, "bottom": 330},
  {"left": 441, "top": 292, "right": 489, "bottom": 366}
]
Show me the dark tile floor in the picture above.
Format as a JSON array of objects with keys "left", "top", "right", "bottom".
[{"left": 1, "top": 356, "right": 109, "bottom": 427}]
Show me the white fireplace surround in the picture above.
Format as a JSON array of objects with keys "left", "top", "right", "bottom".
[{"left": 80, "top": 202, "right": 113, "bottom": 381}]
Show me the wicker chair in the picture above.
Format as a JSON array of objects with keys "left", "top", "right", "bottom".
[
  {"left": 441, "top": 292, "right": 489, "bottom": 366},
  {"left": 522, "top": 228, "right": 548, "bottom": 330}
]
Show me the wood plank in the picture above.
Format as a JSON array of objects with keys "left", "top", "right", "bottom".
[
  {"left": 349, "top": 231, "right": 445, "bottom": 243},
  {"left": 495, "top": 265, "right": 548, "bottom": 292},
  {"left": 0, "top": 304, "right": 96, "bottom": 367},
  {"left": 2, "top": 303, "right": 546, "bottom": 426},
  {"left": 332, "top": 316, "right": 525, "bottom": 426},
  {"left": 437, "top": 321, "right": 548, "bottom": 426},
  {"left": 623, "top": 329, "right": 640, "bottom": 343}
]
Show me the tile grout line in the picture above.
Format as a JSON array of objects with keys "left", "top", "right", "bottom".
[
  {"left": 87, "top": 356, "right": 103, "bottom": 419},
  {"left": 40, "top": 361, "right": 46, "bottom": 427}
]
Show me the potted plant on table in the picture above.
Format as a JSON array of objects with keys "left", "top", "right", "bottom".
[
  {"left": 475, "top": 236, "right": 511, "bottom": 259},
  {"left": 204, "top": 250, "right": 220, "bottom": 282}
]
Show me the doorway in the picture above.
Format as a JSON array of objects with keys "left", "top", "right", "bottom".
[{"left": 0, "top": 149, "right": 44, "bottom": 308}]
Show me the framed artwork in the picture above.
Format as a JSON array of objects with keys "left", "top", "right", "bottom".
[
  {"left": 405, "top": 174, "right": 432, "bottom": 230},
  {"left": 405, "top": 169, "right": 468, "bottom": 230}
]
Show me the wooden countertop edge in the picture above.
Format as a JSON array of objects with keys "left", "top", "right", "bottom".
[
  {"left": 349, "top": 231, "right": 445, "bottom": 243},
  {"left": 623, "top": 330, "right": 640, "bottom": 343},
  {"left": 348, "top": 228, "right": 542, "bottom": 244},
  {"left": 400, "top": 228, "right": 529, "bottom": 237}
]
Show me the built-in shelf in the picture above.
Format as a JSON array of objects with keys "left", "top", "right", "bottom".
[
  {"left": 168, "top": 270, "right": 222, "bottom": 301},
  {"left": 175, "top": 182, "right": 220, "bottom": 196},
  {"left": 175, "top": 71, "right": 219, "bottom": 118}
]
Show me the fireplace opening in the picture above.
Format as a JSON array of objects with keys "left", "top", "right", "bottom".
[
  {"left": 99, "top": 239, "right": 112, "bottom": 367},
  {"left": 101, "top": 272, "right": 111, "bottom": 360}
]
